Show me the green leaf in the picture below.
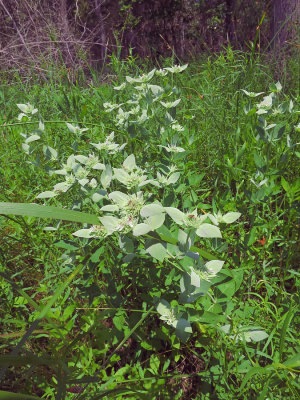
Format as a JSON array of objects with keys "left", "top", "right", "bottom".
[
  {"left": 254, "top": 151, "right": 266, "bottom": 168},
  {"left": 145, "top": 214, "right": 165, "bottom": 230},
  {"left": 0, "top": 391, "right": 40, "bottom": 400},
  {"left": 108, "top": 191, "right": 129, "bottom": 205},
  {"left": 157, "top": 231, "right": 217, "bottom": 260},
  {"left": 36, "top": 191, "right": 57, "bottom": 199},
  {"left": 165, "top": 207, "right": 184, "bottom": 225},
  {"left": 101, "top": 165, "right": 112, "bottom": 189},
  {"left": 140, "top": 203, "right": 164, "bottom": 218},
  {"left": 190, "top": 268, "right": 200, "bottom": 287},
  {"left": 148, "top": 84, "right": 164, "bottom": 96},
  {"left": 22, "top": 143, "right": 30, "bottom": 153},
  {"left": 222, "top": 212, "right": 241, "bottom": 224},
  {"left": 100, "top": 205, "right": 119, "bottom": 212},
  {"left": 214, "top": 269, "right": 244, "bottom": 298},
  {"left": 196, "top": 224, "right": 222, "bottom": 238},
  {"left": 92, "top": 190, "right": 107, "bottom": 202},
  {"left": 246, "top": 330, "right": 269, "bottom": 342},
  {"left": 73, "top": 228, "right": 93, "bottom": 238},
  {"left": 133, "top": 223, "right": 151, "bottom": 236},
  {"left": 123, "top": 154, "right": 136, "bottom": 170},
  {"left": 99, "top": 216, "right": 119, "bottom": 233},
  {"left": 281, "top": 176, "right": 290, "bottom": 193},
  {"left": 177, "top": 229, "right": 191, "bottom": 252},
  {"left": 43, "top": 146, "right": 57, "bottom": 160},
  {"left": 244, "top": 226, "right": 257, "bottom": 247},
  {"left": 283, "top": 352, "right": 300, "bottom": 369},
  {"left": 119, "top": 235, "right": 134, "bottom": 253},
  {"left": 149, "top": 354, "right": 160, "bottom": 374},
  {"left": 279, "top": 303, "right": 295, "bottom": 361},
  {"left": 25, "top": 134, "right": 40, "bottom": 144},
  {"left": 198, "top": 311, "right": 226, "bottom": 324},
  {"left": 167, "top": 172, "right": 180, "bottom": 184},
  {"left": 156, "top": 299, "right": 171, "bottom": 317},
  {"left": 145, "top": 239, "right": 167, "bottom": 261},
  {"left": 113, "top": 168, "right": 129, "bottom": 182},
  {"left": 175, "top": 318, "right": 192, "bottom": 343},
  {"left": 240, "top": 366, "right": 266, "bottom": 391},
  {"left": 0, "top": 203, "right": 99, "bottom": 225},
  {"left": 205, "top": 260, "right": 224, "bottom": 274}
]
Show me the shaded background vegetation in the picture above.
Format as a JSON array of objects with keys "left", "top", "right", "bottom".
[{"left": 0, "top": 0, "right": 299, "bottom": 78}]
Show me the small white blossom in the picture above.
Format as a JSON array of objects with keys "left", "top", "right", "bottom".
[
  {"left": 65, "top": 174, "right": 76, "bottom": 185},
  {"left": 171, "top": 123, "right": 184, "bottom": 132},
  {"left": 66, "top": 123, "right": 88, "bottom": 135},
  {"left": 155, "top": 68, "right": 168, "bottom": 77},
  {"left": 241, "top": 90, "right": 264, "bottom": 97},
  {"left": 74, "top": 167, "right": 89, "bottom": 180},
  {"left": 164, "top": 64, "right": 188, "bottom": 74},
  {"left": 160, "top": 99, "right": 181, "bottom": 109},
  {"left": 91, "top": 132, "right": 126, "bottom": 154},
  {"left": 89, "top": 178, "right": 98, "bottom": 189},
  {"left": 158, "top": 144, "right": 185, "bottom": 153},
  {"left": 183, "top": 210, "right": 207, "bottom": 229},
  {"left": 114, "top": 82, "right": 126, "bottom": 90},
  {"left": 89, "top": 225, "right": 109, "bottom": 238},
  {"left": 126, "top": 69, "right": 155, "bottom": 84},
  {"left": 17, "top": 103, "right": 38, "bottom": 121},
  {"left": 116, "top": 216, "right": 137, "bottom": 234}
]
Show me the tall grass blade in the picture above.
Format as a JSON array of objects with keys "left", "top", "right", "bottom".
[
  {"left": 0, "top": 391, "right": 41, "bottom": 400},
  {"left": 0, "top": 203, "right": 99, "bottom": 225}
]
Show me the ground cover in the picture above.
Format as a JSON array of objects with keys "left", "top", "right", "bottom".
[{"left": 0, "top": 50, "right": 299, "bottom": 399}]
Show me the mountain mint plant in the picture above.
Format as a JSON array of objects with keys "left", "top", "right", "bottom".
[{"left": 1, "top": 65, "right": 243, "bottom": 343}]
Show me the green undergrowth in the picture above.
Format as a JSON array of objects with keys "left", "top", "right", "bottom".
[{"left": 0, "top": 50, "right": 299, "bottom": 399}]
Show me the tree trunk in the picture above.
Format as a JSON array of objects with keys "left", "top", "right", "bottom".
[
  {"left": 59, "top": 0, "right": 74, "bottom": 65},
  {"left": 95, "top": 0, "right": 107, "bottom": 61},
  {"left": 271, "top": 0, "right": 300, "bottom": 49},
  {"left": 225, "top": 0, "right": 237, "bottom": 44}
]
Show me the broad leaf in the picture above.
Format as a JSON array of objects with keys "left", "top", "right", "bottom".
[
  {"left": 175, "top": 318, "right": 192, "bottom": 343},
  {"left": 145, "top": 214, "right": 165, "bottom": 230},
  {"left": 119, "top": 235, "right": 134, "bottom": 253},
  {"left": 222, "top": 212, "right": 241, "bottom": 224},
  {"left": 92, "top": 190, "right": 107, "bottom": 202},
  {"left": 156, "top": 299, "right": 171, "bottom": 317},
  {"left": 73, "top": 228, "right": 93, "bottom": 238},
  {"left": 123, "top": 154, "right": 136, "bottom": 170},
  {"left": 99, "top": 216, "right": 119, "bottom": 233},
  {"left": 36, "top": 191, "right": 57, "bottom": 199},
  {"left": 196, "top": 224, "right": 222, "bottom": 238},
  {"left": 245, "top": 330, "right": 269, "bottom": 342},
  {"left": 165, "top": 207, "right": 184, "bottom": 225},
  {"left": 108, "top": 191, "right": 129, "bottom": 205},
  {"left": 145, "top": 239, "right": 167, "bottom": 261},
  {"left": 100, "top": 205, "right": 119, "bottom": 212},
  {"left": 167, "top": 172, "right": 180, "bottom": 184},
  {"left": 140, "top": 203, "right": 164, "bottom": 218},
  {"left": 101, "top": 165, "right": 112, "bottom": 189},
  {"left": 133, "top": 223, "right": 151, "bottom": 236},
  {"left": 25, "top": 135, "right": 40, "bottom": 144},
  {"left": 205, "top": 260, "right": 224, "bottom": 274}
]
